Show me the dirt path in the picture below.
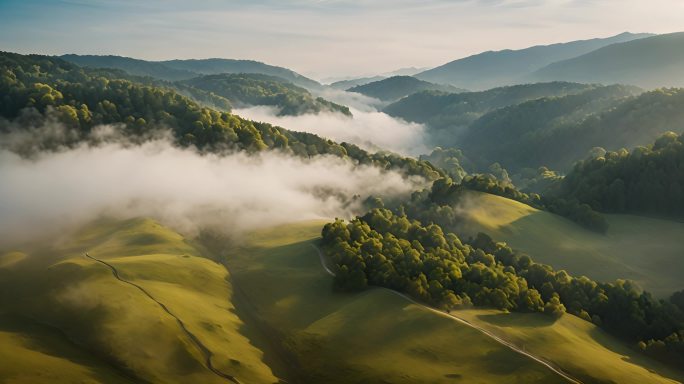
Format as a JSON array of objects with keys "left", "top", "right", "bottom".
[
  {"left": 309, "top": 244, "right": 583, "bottom": 384},
  {"left": 84, "top": 252, "right": 240, "bottom": 384}
]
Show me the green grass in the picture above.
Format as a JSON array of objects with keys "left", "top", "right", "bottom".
[
  {"left": 224, "top": 220, "right": 683, "bottom": 384},
  {"left": 224, "top": 221, "right": 567, "bottom": 384},
  {"left": 455, "top": 309, "right": 684, "bottom": 384},
  {"left": 457, "top": 191, "right": 684, "bottom": 297},
  {"left": 0, "top": 218, "right": 277, "bottom": 384}
]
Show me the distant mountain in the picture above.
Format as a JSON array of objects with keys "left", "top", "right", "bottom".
[
  {"left": 383, "top": 66, "right": 428, "bottom": 77},
  {"left": 60, "top": 54, "right": 321, "bottom": 90},
  {"left": 161, "top": 58, "right": 321, "bottom": 90},
  {"left": 61, "top": 54, "right": 196, "bottom": 81},
  {"left": 347, "top": 76, "right": 465, "bottom": 102},
  {"left": 329, "top": 76, "right": 386, "bottom": 90},
  {"left": 182, "top": 73, "right": 351, "bottom": 116},
  {"left": 415, "top": 32, "right": 653, "bottom": 90},
  {"left": 529, "top": 32, "right": 684, "bottom": 89}
]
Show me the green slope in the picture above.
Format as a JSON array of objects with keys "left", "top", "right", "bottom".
[
  {"left": 455, "top": 191, "right": 684, "bottom": 298},
  {"left": 182, "top": 73, "right": 351, "bottom": 116},
  {"left": 222, "top": 220, "right": 683, "bottom": 384},
  {"left": 222, "top": 221, "right": 566, "bottom": 384},
  {"left": 0, "top": 218, "right": 277, "bottom": 384}
]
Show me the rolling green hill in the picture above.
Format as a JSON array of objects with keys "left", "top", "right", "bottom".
[
  {"left": 0, "top": 218, "right": 277, "bottom": 384},
  {"left": 329, "top": 75, "right": 385, "bottom": 90},
  {"left": 530, "top": 32, "right": 684, "bottom": 89},
  {"left": 347, "top": 75, "right": 465, "bottom": 102},
  {"left": 415, "top": 32, "right": 652, "bottom": 90},
  {"left": 182, "top": 73, "right": 351, "bottom": 116},
  {"left": 223, "top": 220, "right": 683, "bottom": 384},
  {"left": 454, "top": 191, "right": 684, "bottom": 298}
]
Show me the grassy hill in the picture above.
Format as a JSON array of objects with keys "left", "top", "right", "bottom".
[
  {"left": 182, "top": 73, "right": 351, "bottom": 116},
  {"left": 415, "top": 32, "right": 652, "bottom": 90},
  {"left": 347, "top": 75, "right": 465, "bottom": 101},
  {"left": 455, "top": 191, "right": 684, "bottom": 298},
  {"left": 0, "top": 218, "right": 277, "bottom": 384},
  {"left": 530, "top": 32, "right": 684, "bottom": 89},
  {"left": 222, "top": 221, "right": 567, "bottom": 384}
]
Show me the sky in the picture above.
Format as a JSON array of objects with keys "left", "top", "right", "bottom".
[{"left": 0, "top": 0, "right": 682, "bottom": 79}]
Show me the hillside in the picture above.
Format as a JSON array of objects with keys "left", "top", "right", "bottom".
[
  {"left": 457, "top": 84, "right": 642, "bottom": 171},
  {"left": 530, "top": 32, "right": 684, "bottom": 88},
  {"left": 60, "top": 54, "right": 196, "bottom": 81},
  {"left": 347, "top": 75, "right": 465, "bottom": 101},
  {"left": 558, "top": 131, "right": 684, "bottom": 217},
  {"left": 182, "top": 73, "right": 351, "bottom": 116},
  {"left": 221, "top": 221, "right": 683, "bottom": 384},
  {"left": 0, "top": 218, "right": 277, "bottom": 383},
  {"left": 384, "top": 82, "right": 596, "bottom": 140},
  {"left": 161, "top": 58, "right": 321, "bottom": 90},
  {"left": 455, "top": 191, "right": 684, "bottom": 298},
  {"left": 59, "top": 54, "right": 321, "bottom": 90},
  {"left": 415, "top": 32, "right": 652, "bottom": 90}
]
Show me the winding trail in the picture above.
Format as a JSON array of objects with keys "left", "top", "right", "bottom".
[
  {"left": 84, "top": 252, "right": 240, "bottom": 384},
  {"left": 310, "top": 244, "right": 583, "bottom": 384}
]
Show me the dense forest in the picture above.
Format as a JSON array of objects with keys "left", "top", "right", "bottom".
[
  {"left": 181, "top": 73, "right": 351, "bottom": 116},
  {"left": 321, "top": 209, "right": 684, "bottom": 367},
  {"left": 347, "top": 75, "right": 465, "bottom": 102},
  {"left": 0, "top": 51, "right": 442, "bottom": 180},
  {"left": 557, "top": 131, "right": 684, "bottom": 217}
]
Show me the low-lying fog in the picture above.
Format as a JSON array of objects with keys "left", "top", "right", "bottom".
[{"left": 0, "top": 126, "right": 426, "bottom": 243}]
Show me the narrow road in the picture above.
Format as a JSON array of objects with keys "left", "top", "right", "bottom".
[
  {"left": 309, "top": 244, "right": 582, "bottom": 384},
  {"left": 84, "top": 252, "right": 240, "bottom": 384}
]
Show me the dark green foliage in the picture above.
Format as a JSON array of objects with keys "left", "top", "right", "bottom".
[
  {"left": 0, "top": 51, "right": 442, "bottom": 181},
  {"left": 558, "top": 131, "right": 684, "bottom": 217},
  {"left": 321, "top": 209, "right": 684, "bottom": 367},
  {"left": 347, "top": 76, "right": 465, "bottom": 102},
  {"left": 182, "top": 73, "right": 351, "bottom": 116},
  {"left": 458, "top": 85, "right": 639, "bottom": 172}
]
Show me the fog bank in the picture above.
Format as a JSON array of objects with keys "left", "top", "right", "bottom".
[
  {"left": 0, "top": 139, "right": 425, "bottom": 243},
  {"left": 234, "top": 105, "right": 429, "bottom": 156}
]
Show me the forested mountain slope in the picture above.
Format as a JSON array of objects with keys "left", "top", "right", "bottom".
[
  {"left": 0, "top": 51, "right": 441, "bottom": 180},
  {"left": 347, "top": 75, "right": 465, "bottom": 101},
  {"left": 182, "top": 73, "right": 350, "bottom": 116}
]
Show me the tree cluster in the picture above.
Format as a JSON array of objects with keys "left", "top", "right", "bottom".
[
  {"left": 559, "top": 131, "right": 684, "bottom": 217},
  {"left": 321, "top": 209, "right": 684, "bottom": 367}
]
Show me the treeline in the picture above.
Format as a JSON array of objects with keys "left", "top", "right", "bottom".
[
  {"left": 0, "top": 51, "right": 442, "bottom": 180},
  {"left": 181, "top": 73, "right": 351, "bottom": 116},
  {"left": 404, "top": 175, "right": 608, "bottom": 233},
  {"left": 321, "top": 209, "right": 684, "bottom": 366},
  {"left": 559, "top": 131, "right": 684, "bottom": 217}
]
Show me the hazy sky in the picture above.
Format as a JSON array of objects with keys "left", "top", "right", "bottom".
[{"left": 1, "top": 0, "right": 682, "bottom": 79}]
